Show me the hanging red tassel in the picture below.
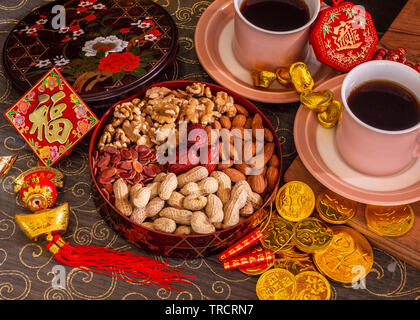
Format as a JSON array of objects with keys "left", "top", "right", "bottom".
[{"left": 46, "top": 234, "right": 193, "bottom": 291}]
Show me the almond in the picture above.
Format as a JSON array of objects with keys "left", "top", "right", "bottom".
[
  {"left": 234, "top": 162, "right": 250, "bottom": 175},
  {"left": 223, "top": 168, "right": 246, "bottom": 183},
  {"left": 263, "top": 142, "right": 275, "bottom": 165},
  {"left": 234, "top": 104, "right": 249, "bottom": 117},
  {"left": 266, "top": 166, "right": 279, "bottom": 191},
  {"left": 217, "top": 160, "right": 234, "bottom": 170},
  {"left": 220, "top": 115, "right": 231, "bottom": 129},
  {"left": 213, "top": 120, "right": 222, "bottom": 130},
  {"left": 247, "top": 174, "right": 266, "bottom": 194},
  {"left": 269, "top": 154, "right": 280, "bottom": 168},
  {"left": 244, "top": 118, "right": 252, "bottom": 129},
  {"left": 232, "top": 114, "right": 247, "bottom": 128},
  {"left": 264, "top": 127, "right": 274, "bottom": 142},
  {"left": 252, "top": 113, "right": 264, "bottom": 139}
]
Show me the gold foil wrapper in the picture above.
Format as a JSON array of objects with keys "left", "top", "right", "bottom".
[
  {"left": 300, "top": 90, "right": 334, "bottom": 112},
  {"left": 275, "top": 67, "right": 292, "bottom": 87},
  {"left": 317, "top": 99, "right": 342, "bottom": 128},
  {"left": 251, "top": 70, "right": 277, "bottom": 88},
  {"left": 289, "top": 62, "right": 314, "bottom": 93},
  {"left": 0, "top": 155, "right": 17, "bottom": 178}
]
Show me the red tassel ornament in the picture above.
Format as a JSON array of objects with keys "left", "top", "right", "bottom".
[{"left": 15, "top": 202, "right": 193, "bottom": 291}]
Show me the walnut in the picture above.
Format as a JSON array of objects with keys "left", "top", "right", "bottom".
[
  {"left": 122, "top": 119, "right": 142, "bottom": 143},
  {"left": 186, "top": 83, "right": 206, "bottom": 96},
  {"left": 145, "top": 87, "right": 172, "bottom": 99},
  {"left": 214, "top": 91, "right": 237, "bottom": 117},
  {"left": 113, "top": 128, "right": 130, "bottom": 148},
  {"left": 199, "top": 98, "right": 220, "bottom": 125}
]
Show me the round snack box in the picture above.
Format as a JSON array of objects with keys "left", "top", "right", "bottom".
[{"left": 89, "top": 80, "right": 282, "bottom": 258}]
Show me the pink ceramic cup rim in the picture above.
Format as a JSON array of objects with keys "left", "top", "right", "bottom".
[
  {"left": 233, "top": 0, "right": 320, "bottom": 35},
  {"left": 341, "top": 60, "right": 420, "bottom": 135}
]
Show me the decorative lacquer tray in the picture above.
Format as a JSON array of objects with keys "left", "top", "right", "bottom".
[{"left": 3, "top": 0, "right": 178, "bottom": 105}]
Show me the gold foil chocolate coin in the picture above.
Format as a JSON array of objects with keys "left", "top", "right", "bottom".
[
  {"left": 313, "top": 226, "right": 373, "bottom": 284},
  {"left": 260, "top": 214, "right": 294, "bottom": 252},
  {"left": 295, "top": 271, "right": 331, "bottom": 300},
  {"left": 293, "top": 217, "right": 333, "bottom": 253},
  {"left": 316, "top": 189, "right": 357, "bottom": 224},
  {"left": 274, "top": 255, "right": 316, "bottom": 275},
  {"left": 365, "top": 204, "right": 415, "bottom": 237},
  {"left": 256, "top": 268, "right": 297, "bottom": 300},
  {"left": 275, "top": 181, "right": 315, "bottom": 222}
]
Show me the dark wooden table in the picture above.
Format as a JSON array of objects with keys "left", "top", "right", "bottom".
[{"left": 0, "top": 0, "right": 418, "bottom": 300}]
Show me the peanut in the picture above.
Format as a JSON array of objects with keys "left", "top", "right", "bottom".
[
  {"left": 174, "top": 225, "right": 192, "bottom": 235},
  {"left": 240, "top": 202, "right": 254, "bottom": 217},
  {"left": 154, "top": 172, "right": 167, "bottom": 183},
  {"left": 145, "top": 197, "right": 165, "bottom": 217},
  {"left": 167, "top": 191, "right": 185, "bottom": 209},
  {"left": 183, "top": 195, "right": 208, "bottom": 211},
  {"left": 191, "top": 211, "right": 216, "bottom": 234},
  {"left": 140, "top": 221, "right": 155, "bottom": 230},
  {"left": 131, "top": 186, "right": 151, "bottom": 208},
  {"left": 159, "top": 207, "right": 192, "bottom": 225},
  {"left": 131, "top": 207, "right": 147, "bottom": 224},
  {"left": 177, "top": 166, "right": 209, "bottom": 188},
  {"left": 113, "top": 178, "right": 132, "bottom": 216},
  {"left": 153, "top": 217, "right": 176, "bottom": 233},
  {"left": 159, "top": 172, "right": 177, "bottom": 200},
  {"left": 205, "top": 194, "right": 224, "bottom": 223},
  {"left": 210, "top": 170, "right": 231, "bottom": 204},
  {"left": 222, "top": 182, "right": 247, "bottom": 228}
]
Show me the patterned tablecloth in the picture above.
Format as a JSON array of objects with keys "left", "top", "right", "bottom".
[{"left": 0, "top": 0, "right": 418, "bottom": 300}]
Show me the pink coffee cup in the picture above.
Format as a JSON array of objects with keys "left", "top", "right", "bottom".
[
  {"left": 232, "top": 0, "right": 320, "bottom": 71},
  {"left": 336, "top": 60, "right": 420, "bottom": 176}
]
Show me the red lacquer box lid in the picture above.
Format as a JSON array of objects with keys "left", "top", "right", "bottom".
[
  {"left": 4, "top": 67, "right": 99, "bottom": 166},
  {"left": 3, "top": 0, "right": 178, "bottom": 105},
  {"left": 310, "top": 2, "right": 378, "bottom": 72}
]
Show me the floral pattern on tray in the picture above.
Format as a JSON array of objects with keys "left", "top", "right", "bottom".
[{"left": 4, "top": 0, "right": 176, "bottom": 98}]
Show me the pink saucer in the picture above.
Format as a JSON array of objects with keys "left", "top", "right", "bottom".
[
  {"left": 294, "top": 74, "right": 420, "bottom": 205},
  {"left": 194, "top": 0, "right": 339, "bottom": 104}
]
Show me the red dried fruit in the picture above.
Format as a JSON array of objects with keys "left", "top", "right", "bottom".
[
  {"left": 202, "top": 144, "right": 219, "bottom": 174},
  {"left": 167, "top": 147, "right": 200, "bottom": 174},
  {"left": 119, "top": 160, "right": 133, "bottom": 170},
  {"left": 132, "top": 160, "right": 143, "bottom": 173},
  {"left": 97, "top": 155, "right": 111, "bottom": 168},
  {"left": 187, "top": 123, "right": 208, "bottom": 149},
  {"left": 104, "top": 145, "right": 118, "bottom": 154},
  {"left": 100, "top": 167, "right": 117, "bottom": 179}
]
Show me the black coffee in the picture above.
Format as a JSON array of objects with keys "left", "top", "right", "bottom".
[
  {"left": 347, "top": 80, "right": 420, "bottom": 131},
  {"left": 240, "top": 0, "right": 310, "bottom": 32}
]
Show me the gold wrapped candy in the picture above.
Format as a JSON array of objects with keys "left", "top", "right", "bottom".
[
  {"left": 289, "top": 62, "right": 314, "bottom": 93},
  {"left": 300, "top": 90, "right": 334, "bottom": 112},
  {"left": 275, "top": 67, "right": 292, "bottom": 87},
  {"left": 251, "top": 61, "right": 342, "bottom": 128},
  {"left": 317, "top": 100, "right": 342, "bottom": 129},
  {"left": 251, "top": 70, "right": 277, "bottom": 88}
]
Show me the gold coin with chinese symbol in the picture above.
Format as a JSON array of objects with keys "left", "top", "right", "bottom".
[
  {"left": 293, "top": 217, "right": 333, "bottom": 253},
  {"left": 260, "top": 214, "right": 294, "bottom": 252},
  {"left": 365, "top": 204, "right": 415, "bottom": 237},
  {"left": 313, "top": 226, "right": 373, "bottom": 284},
  {"left": 316, "top": 189, "right": 357, "bottom": 224},
  {"left": 274, "top": 255, "right": 316, "bottom": 275},
  {"left": 275, "top": 181, "right": 315, "bottom": 222},
  {"left": 239, "top": 244, "right": 274, "bottom": 276},
  {"left": 295, "top": 271, "right": 331, "bottom": 300},
  {"left": 256, "top": 268, "right": 297, "bottom": 300},
  {"left": 282, "top": 246, "right": 311, "bottom": 260}
]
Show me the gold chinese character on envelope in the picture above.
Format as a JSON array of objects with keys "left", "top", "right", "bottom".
[{"left": 4, "top": 67, "right": 99, "bottom": 166}]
